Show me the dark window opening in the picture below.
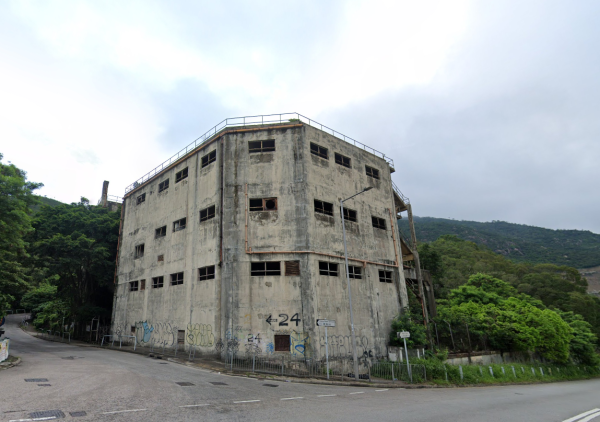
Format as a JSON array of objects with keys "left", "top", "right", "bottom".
[
  {"left": 310, "top": 142, "right": 328, "bottom": 159},
  {"left": 285, "top": 261, "right": 300, "bottom": 276},
  {"left": 249, "top": 198, "right": 277, "bottom": 211},
  {"left": 173, "top": 218, "right": 186, "bottom": 232},
  {"left": 134, "top": 244, "right": 144, "bottom": 259},
  {"left": 343, "top": 208, "right": 357, "bottom": 222},
  {"left": 372, "top": 216, "right": 386, "bottom": 230},
  {"left": 379, "top": 270, "right": 393, "bottom": 283},
  {"left": 129, "top": 280, "right": 139, "bottom": 291},
  {"left": 175, "top": 167, "right": 188, "bottom": 183},
  {"left": 155, "top": 226, "right": 167, "bottom": 238},
  {"left": 140, "top": 280, "right": 146, "bottom": 291},
  {"left": 157, "top": 254, "right": 164, "bottom": 262},
  {"left": 152, "top": 276, "right": 164, "bottom": 288},
  {"left": 314, "top": 200, "right": 334, "bottom": 216},
  {"left": 249, "top": 140, "right": 275, "bottom": 153},
  {"left": 158, "top": 179, "right": 169, "bottom": 193},
  {"left": 199, "top": 265, "right": 216, "bottom": 281},
  {"left": 136, "top": 193, "right": 146, "bottom": 205},
  {"left": 170, "top": 272, "right": 184, "bottom": 286},
  {"left": 177, "top": 330, "right": 185, "bottom": 344},
  {"left": 366, "top": 165, "right": 380, "bottom": 180},
  {"left": 200, "top": 205, "right": 216, "bottom": 222},
  {"left": 131, "top": 326, "right": 136, "bottom": 334},
  {"left": 274, "top": 334, "right": 290, "bottom": 352},
  {"left": 251, "top": 261, "right": 281, "bottom": 276},
  {"left": 348, "top": 266, "right": 362, "bottom": 279},
  {"left": 202, "top": 150, "right": 217, "bottom": 168},
  {"left": 335, "top": 153, "right": 351, "bottom": 168},
  {"left": 319, "top": 262, "right": 339, "bottom": 276}
]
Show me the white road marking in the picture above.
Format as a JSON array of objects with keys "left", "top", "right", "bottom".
[
  {"left": 579, "top": 412, "right": 600, "bottom": 422},
  {"left": 179, "top": 404, "right": 210, "bottom": 408},
  {"left": 281, "top": 397, "right": 304, "bottom": 401},
  {"left": 375, "top": 389, "right": 389, "bottom": 392},
  {"left": 233, "top": 400, "right": 261, "bottom": 404},
  {"left": 102, "top": 408, "right": 147, "bottom": 415},
  {"left": 10, "top": 418, "right": 57, "bottom": 422},
  {"left": 563, "top": 409, "right": 600, "bottom": 422},
  {"left": 317, "top": 394, "right": 337, "bottom": 397},
  {"left": 349, "top": 392, "right": 365, "bottom": 395}
]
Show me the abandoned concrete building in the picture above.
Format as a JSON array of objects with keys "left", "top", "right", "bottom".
[{"left": 111, "top": 114, "right": 430, "bottom": 360}]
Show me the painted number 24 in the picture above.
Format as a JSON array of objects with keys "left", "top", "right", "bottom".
[{"left": 266, "top": 313, "right": 301, "bottom": 326}]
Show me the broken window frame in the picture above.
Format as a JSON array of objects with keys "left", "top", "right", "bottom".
[
  {"left": 319, "top": 261, "right": 339, "bottom": 277},
  {"left": 136, "top": 193, "right": 146, "bottom": 205},
  {"left": 366, "top": 165, "right": 380, "bottom": 180},
  {"left": 334, "top": 153, "right": 351, "bottom": 168},
  {"left": 248, "top": 139, "right": 275, "bottom": 153},
  {"left": 201, "top": 150, "right": 217, "bottom": 168},
  {"left": 173, "top": 217, "right": 187, "bottom": 232},
  {"left": 175, "top": 167, "right": 188, "bottom": 183},
  {"left": 200, "top": 205, "right": 216, "bottom": 222},
  {"left": 310, "top": 142, "right": 328, "bottom": 159},
  {"left": 155, "top": 226, "right": 167, "bottom": 238},
  {"left": 170, "top": 272, "right": 184, "bottom": 286},
  {"left": 343, "top": 207, "right": 357, "bottom": 223},
  {"left": 249, "top": 197, "right": 278, "bottom": 212},
  {"left": 129, "top": 280, "right": 139, "bottom": 292},
  {"left": 250, "top": 261, "right": 281, "bottom": 277},
  {"left": 134, "top": 244, "right": 145, "bottom": 259},
  {"left": 314, "top": 199, "right": 334, "bottom": 216},
  {"left": 379, "top": 270, "right": 393, "bottom": 283},
  {"left": 140, "top": 279, "right": 146, "bottom": 291},
  {"left": 348, "top": 265, "right": 362, "bottom": 279},
  {"left": 285, "top": 261, "right": 301, "bottom": 276},
  {"left": 372, "top": 216, "right": 386, "bottom": 230},
  {"left": 198, "top": 265, "right": 216, "bottom": 281},
  {"left": 158, "top": 179, "right": 169, "bottom": 193},
  {"left": 152, "top": 276, "right": 164, "bottom": 289}
]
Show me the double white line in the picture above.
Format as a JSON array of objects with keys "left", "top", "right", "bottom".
[{"left": 563, "top": 409, "right": 600, "bottom": 422}]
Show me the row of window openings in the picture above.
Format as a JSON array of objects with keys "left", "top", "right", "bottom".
[
  {"left": 129, "top": 266, "right": 216, "bottom": 291},
  {"left": 136, "top": 150, "right": 217, "bottom": 204},
  {"left": 310, "top": 143, "right": 380, "bottom": 179},
  {"left": 251, "top": 261, "right": 393, "bottom": 283}
]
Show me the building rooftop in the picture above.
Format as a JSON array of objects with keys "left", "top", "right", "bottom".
[{"left": 124, "top": 113, "right": 397, "bottom": 195}]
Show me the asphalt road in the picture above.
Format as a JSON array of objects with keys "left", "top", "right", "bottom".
[{"left": 1, "top": 314, "right": 600, "bottom": 422}]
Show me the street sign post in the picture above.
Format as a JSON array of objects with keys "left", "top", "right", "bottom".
[
  {"left": 397, "top": 331, "right": 412, "bottom": 382},
  {"left": 318, "top": 320, "right": 336, "bottom": 379}
]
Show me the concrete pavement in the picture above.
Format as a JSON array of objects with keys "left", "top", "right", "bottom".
[{"left": 1, "top": 314, "right": 600, "bottom": 422}]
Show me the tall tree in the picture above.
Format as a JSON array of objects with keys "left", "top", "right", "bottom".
[{"left": 0, "top": 153, "right": 42, "bottom": 318}]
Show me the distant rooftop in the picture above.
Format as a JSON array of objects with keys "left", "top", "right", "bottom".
[{"left": 124, "top": 113, "right": 396, "bottom": 195}]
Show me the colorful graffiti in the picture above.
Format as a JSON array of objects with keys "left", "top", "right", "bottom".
[{"left": 290, "top": 331, "right": 310, "bottom": 356}]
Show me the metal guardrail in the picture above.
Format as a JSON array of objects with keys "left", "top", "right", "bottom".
[
  {"left": 100, "top": 334, "right": 137, "bottom": 351},
  {"left": 392, "top": 180, "right": 410, "bottom": 205},
  {"left": 124, "top": 112, "right": 396, "bottom": 194}
]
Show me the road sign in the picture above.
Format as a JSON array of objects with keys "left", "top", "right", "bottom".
[
  {"left": 397, "top": 331, "right": 410, "bottom": 338},
  {"left": 317, "top": 319, "right": 336, "bottom": 327}
]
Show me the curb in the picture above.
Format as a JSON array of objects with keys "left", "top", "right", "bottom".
[{"left": 0, "top": 356, "right": 21, "bottom": 369}]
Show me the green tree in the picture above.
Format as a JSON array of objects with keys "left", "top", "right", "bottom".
[
  {"left": 25, "top": 198, "right": 120, "bottom": 332},
  {"left": 0, "top": 153, "right": 42, "bottom": 318},
  {"left": 389, "top": 310, "right": 428, "bottom": 348}
]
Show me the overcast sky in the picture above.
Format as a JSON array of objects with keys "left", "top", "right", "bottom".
[{"left": 1, "top": 1, "right": 599, "bottom": 233}]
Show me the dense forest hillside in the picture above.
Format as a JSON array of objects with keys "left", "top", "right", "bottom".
[
  {"left": 398, "top": 217, "right": 600, "bottom": 269},
  {"left": 33, "top": 195, "right": 63, "bottom": 210}
]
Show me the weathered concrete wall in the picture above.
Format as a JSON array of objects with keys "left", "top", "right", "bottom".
[{"left": 112, "top": 123, "right": 409, "bottom": 359}]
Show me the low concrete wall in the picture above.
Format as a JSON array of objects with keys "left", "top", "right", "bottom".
[{"left": 0, "top": 339, "right": 10, "bottom": 363}]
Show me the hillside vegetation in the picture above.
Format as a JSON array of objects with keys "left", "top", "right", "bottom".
[{"left": 398, "top": 216, "right": 600, "bottom": 269}]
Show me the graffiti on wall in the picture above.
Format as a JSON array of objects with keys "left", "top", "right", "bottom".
[
  {"left": 186, "top": 323, "right": 215, "bottom": 347},
  {"left": 290, "top": 331, "right": 310, "bottom": 356}
]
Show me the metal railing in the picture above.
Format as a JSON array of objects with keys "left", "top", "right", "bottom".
[
  {"left": 100, "top": 334, "right": 137, "bottom": 351},
  {"left": 97, "top": 195, "right": 123, "bottom": 205},
  {"left": 392, "top": 180, "right": 410, "bottom": 205},
  {"left": 124, "top": 113, "right": 396, "bottom": 194}
]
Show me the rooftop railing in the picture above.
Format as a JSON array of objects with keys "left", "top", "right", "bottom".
[
  {"left": 124, "top": 113, "right": 396, "bottom": 195},
  {"left": 97, "top": 195, "right": 123, "bottom": 206}
]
